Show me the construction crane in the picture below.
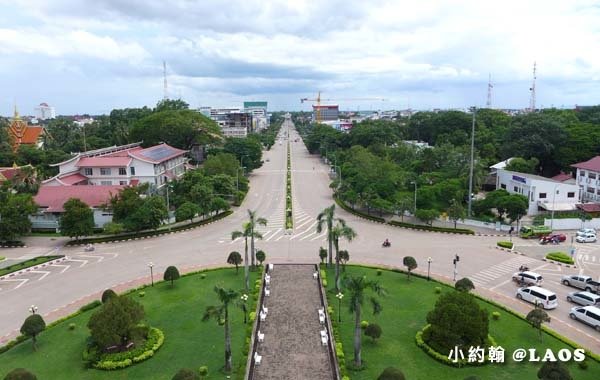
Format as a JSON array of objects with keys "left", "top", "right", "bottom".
[{"left": 300, "top": 91, "right": 386, "bottom": 123}]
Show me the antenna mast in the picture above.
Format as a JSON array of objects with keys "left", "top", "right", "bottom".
[
  {"left": 528, "top": 62, "right": 536, "bottom": 112},
  {"left": 486, "top": 73, "right": 493, "bottom": 108},
  {"left": 163, "top": 61, "right": 168, "bottom": 100}
]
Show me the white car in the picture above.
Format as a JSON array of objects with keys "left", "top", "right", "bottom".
[
  {"left": 576, "top": 233, "right": 597, "bottom": 243},
  {"left": 570, "top": 306, "right": 600, "bottom": 331},
  {"left": 567, "top": 291, "right": 600, "bottom": 306},
  {"left": 577, "top": 228, "right": 596, "bottom": 237}
]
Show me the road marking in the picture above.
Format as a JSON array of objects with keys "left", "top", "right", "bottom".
[
  {"left": 266, "top": 228, "right": 281, "bottom": 241},
  {"left": 79, "top": 254, "right": 104, "bottom": 263},
  {"left": 299, "top": 231, "right": 317, "bottom": 241},
  {"left": 230, "top": 237, "right": 241, "bottom": 245},
  {"left": 50, "top": 264, "right": 70, "bottom": 274},
  {"left": 295, "top": 217, "right": 315, "bottom": 230},
  {"left": 26, "top": 270, "right": 51, "bottom": 281},
  {"left": 66, "top": 258, "right": 88, "bottom": 267},
  {"left": 489, "top": 278, "right": 512, "bottom": 291},
  {"left": 0, "top": 278, "right": 28, "bottom": 289}
]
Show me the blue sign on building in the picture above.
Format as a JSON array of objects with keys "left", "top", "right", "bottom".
[{"left": 512, "top": 175, "right": 526, "bottom": 184}]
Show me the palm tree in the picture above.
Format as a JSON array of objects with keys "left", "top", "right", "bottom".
[
  {"left": 247, "top": 209, "right": 267, "bottom": 268},
  {"left": 232, "top": 222, "right": 263, "bottom": 291},
  {"left": 202, "top": 286, "right": 239, "bottom": 373},
  {"left": 332, "top": 220, "right": 356, "bottom": 290},
  {"left": 345, "top": 276, "right": 385, "bottom": 368},
  {"left": 316, "top": 204, "right": 338, "bottom": 266}
]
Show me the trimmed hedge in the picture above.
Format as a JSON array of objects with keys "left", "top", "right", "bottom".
[
  {"left": 65, "top": 211, "right": 232, "bottom": 246},
  {"left": 92, "top": 327, "right": 165, "bottom": 370},
  {"left": 334, "top": 197, "right": 386, "bottom": 223},
  {"left": 415, "top": 324, "right": 496, "bottom": 367},
  {"left": 0, "top": 241, "right": 25, "bottom": 247},
  {"left": 389, "top": 221, "right": 475, "bottom": 235},
  {"left": 546, "top": 252, "right": 575, "bottom": 265},
  {"left": 497, "top": 241, "right": 514, "bottom": 249}
]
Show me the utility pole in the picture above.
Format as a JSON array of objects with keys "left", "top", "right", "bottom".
[
  {"left": 468, "top": 107, "right": 476, "bottom": 217},
  {"left": 486, "top": 73, "right": 493, "bottom": 108},
  {"left": 529, "top": 62, "right": 536, "bottom": 112}
]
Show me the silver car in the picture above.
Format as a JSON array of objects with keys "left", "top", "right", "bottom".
[{"left": 567, "top": 291, "right": 600, "bottom": 306}]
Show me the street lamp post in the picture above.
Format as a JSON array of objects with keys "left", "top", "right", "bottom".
[
  {"left": 336, "top": 292, "right": 344, "bottom": 323},
  {"left": 452, "top": 254, "right": 460, "bottom": 281},
  {"left": 240, "top": 294, "right": 249, "bottom": 324},
  {"left": 468, "top": 107, "right": 476, "bottom": 217},
  {"left": 410, "top": 181, "right": 417, "bottom": 213},
  {"left": 29, "top": 305, "right": 38, "bottom": 314},
  {"left": 148, "top": 262, "right": 154, "bottom": 287},
  {"left": 550, "top": 185, "right": 559, "bottom": 231},
  {"left": 427, "top": 257, "right": 432, "bottom": 281},
  {"left": 334, "top": 165, "right": 342, "bottom": 189}
]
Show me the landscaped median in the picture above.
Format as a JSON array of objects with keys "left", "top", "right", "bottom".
[
  {"left": 324, "top": 264, "right": 599, "bottom": 380},
  {"left": 65, "top": 210, "right": 232, "bottom": 246},
  {"left": 0, "top": 268, "right": 259, "bottom": 380},
  {"left": 545, "top": 251, "right": 575, "bottom": 265},
  {"left": 0, "top": 256, "right": 65, "bottom": 278},
  {"left": 285, "top": 142, "right": 293, "bottom": 230}
]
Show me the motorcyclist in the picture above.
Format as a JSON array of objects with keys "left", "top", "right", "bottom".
[{"left": 383, "top": 238, "right": 390, "bottom": 247}]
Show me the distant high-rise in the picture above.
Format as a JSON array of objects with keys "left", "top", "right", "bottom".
[
  {"left": 244, "top": 101, "right": 269, "bottom": 131},
  {"left": 35, "top": 102, "right": 56, "bottom": 120}
]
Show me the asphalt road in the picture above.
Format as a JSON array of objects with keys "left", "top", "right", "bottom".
[{"left": 1, "top": 118, "right": 599, "bottom": 354}]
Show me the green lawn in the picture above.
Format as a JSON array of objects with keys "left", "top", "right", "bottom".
[
  {"left": 0, "top": 268, "right": 258, "bottom": 380},
  {"left": 326, "top": 265, "right": 600, "bottom": 380},
  {"left": 0, "top": 256, "right": 63, "bottom": 277}
]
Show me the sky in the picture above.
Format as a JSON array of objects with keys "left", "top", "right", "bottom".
[{"left": 1, "top": 0, "right": 600, "bottom": 115}]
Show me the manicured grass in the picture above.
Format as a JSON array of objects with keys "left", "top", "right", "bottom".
[
  {"left": 0, "top": 268, "right": 259, "bottom": 379},
  {"left": 0, "top": 256, "right": 63, "bottom": 277},
  {"left": 325, "top": 265, "right": 599, "bottom": 380}
]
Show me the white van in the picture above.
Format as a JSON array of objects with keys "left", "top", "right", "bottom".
[
  {"left": 569, "top": 305, "right": 600, "bottom": 331},
  {"left": 516, "top": 286, "right": 558, "bottom": 309}
]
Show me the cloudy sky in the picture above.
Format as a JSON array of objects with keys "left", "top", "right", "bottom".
[{"left": 1, "top": 0, "right": 600, "bottom": 115}]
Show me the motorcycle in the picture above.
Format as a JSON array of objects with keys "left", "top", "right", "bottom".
[
  {"left": 382, "top": 241, "right": 391, "bottom": 248},
  {"left": 84, "top": 244, "right": 95, "bottom": 252}
]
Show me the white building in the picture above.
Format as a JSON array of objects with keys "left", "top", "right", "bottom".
[
  {"left": 34, "top": 102, "right": 56, "bottom": 120},
  {"left": 571, "top": 156, "right": 600, "bottom": 203},
  {"left": 44, "top": 142, "right": 187, "bottom": 189},
  {"left": 496, "top": 169, "right": 580, "bottom": 215},
  {"left": 244, "top": 101, "right": 269, "bottom": 132}
]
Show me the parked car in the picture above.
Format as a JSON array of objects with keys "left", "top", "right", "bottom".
[
  {"left": 567, "top": 291, "right": 600, "bottom": 306},
  {"left": 561, "top": 275, "right": 600, "bottom": 293},
  {"left": 516, "top": 286, "right": 558, "bottom": 309},
  {"left": 512, "top": 271, "right": 543, "bottom": 286},
  {"left": 539, "top": 234, "right": 566, "bottom": 244},
  {"left": 576, "top": 228, "right": 596, "bottom": 237},
  {"left": 576, "top": 233, "right": 597, "bottom": 243},
  {"left": 569, "top": 305, "right": 600, "bottom": 331}
]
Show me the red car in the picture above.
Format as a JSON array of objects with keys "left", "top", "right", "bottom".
[{"left": 539, "top": 234, "right": 567, "bottom": 244}]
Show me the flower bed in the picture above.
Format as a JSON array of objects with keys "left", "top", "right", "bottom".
[{"left": 545, "top": 252, "right": 575, "bottom": 265}]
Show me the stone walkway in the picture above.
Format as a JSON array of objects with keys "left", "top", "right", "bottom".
[{"left": 251, "top": 264, "right": 334, "bottom": 380}]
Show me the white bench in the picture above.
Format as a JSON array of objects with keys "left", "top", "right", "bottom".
[
  {"left": 265, "top": 288, "right": 271, "bottom": 297},
  {"left": 262, "top": 305, "right": 268, "bottom": 315},
  {"left": 254, "top": 351, "right": 262, "bottom": 365},
  {"left": 313, "top": 271, "right": 318, "bottom": 279},
  {"left": 258, "top": 331, "right": 265, "bottom": 342},
  {"left": 260, "top": 311, "right": 267, "bottom": 321}
]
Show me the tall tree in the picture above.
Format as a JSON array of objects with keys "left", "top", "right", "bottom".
[
  {"left": 163, "top": 266, "right": 180, "bottom": 287},
  {"left": 202, "top": 286, "right": 239, "bottom": 373},
  {"left": 344, "top": 275, "right": 384, "bottom": 368},
  {"left": 0, "top": 187, "right": 37, "bottom": 242},
  {"left": 59, "top": 198, "right": 94, "bottom": 240},
  {"left": 316, "top": 204, "right": 338, "bottom": 266},
  {"left": 247, "top": 209, "right": 267, "bottom": 268},
  {"left": 87, "top": 296, "right": 145, "bottom": 348},
  {"left": 231, "top": 222, "right": 261, "bottom": 291},
  {"left": 332, "top": 220, "right": 357, "bottom": 290},
  {"left": 402, "top": 256, "right": 417, "bottom": 281},
  {"left": 447, "top": 198, "right": 466, "bottom": 229}
]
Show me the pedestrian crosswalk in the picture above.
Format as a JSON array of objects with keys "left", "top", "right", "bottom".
[
  {"left": 470, "top": 256, "right": 539, "bottom": 287},
  {"left": 217, "top": 197, "right": 327, "bottom": 244}
]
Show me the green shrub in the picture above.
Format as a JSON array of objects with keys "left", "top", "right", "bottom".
[
  {"left": 579, "top": 360, "right": 588, "bottom": 370},
  {"left": 492, "top": 311, "right": 501, "bottom": 320},
  {"left": 198, "top": 365, "right": 209, "bottom": 378},
  {"left": 249, "top": 312, "right": 256, "bottom": 322},
  {"left": 92, "top": 327, "right": 164, "bottom": 370},
  {"left": 360, "top": 320, "right": 369, "bottom": 330},
  {"left": 79, "top": 300, "right": 102, "bottom": 312},
  {"left": 546, "top": 252, "right": 574, "bottom": 265},
  {"left": 322, "top": 279, "right": 328, "bottom": 287},
  {"left": 496, "top": 241, "right": 513, "bottom": 249},
  {"left": 68, "top": 323, "right": 76, "bottom": 330},
  {"left": 377, "top": 269, "right": 382, "bottom": 276},
  {"left": 320, "top": 269, "right": 327, "bottom": 279},
  {"left": 138, "top": 291, "right": 146, "bottom": 298},
  {"left": 388, "top": 220, "right": 474, "bottom": 235},
  {"left": 434, "top": 287, "right": 442, "bottom": 294},
  {"left": 200, "top": 274, "right": 206, "bottom": 279},
  {"left": 3, "top": 368, "right": 38, "bottom": 379},
  {"left": 0, "top": 256, "right": 5, "bottom": 261}
]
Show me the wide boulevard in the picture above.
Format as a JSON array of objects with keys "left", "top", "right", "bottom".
[{"left": 1, "top": 117, "right": 600, "bottom": 354}]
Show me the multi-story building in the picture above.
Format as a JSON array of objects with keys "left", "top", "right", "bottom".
[
  {"left": 244, "top": 101, "right": 269, "bottom": 132},
  {"left": 208, "top": 108, "right": 252, "bottom": 137},
  {"left": 34, "top": 102, "right": 56, "bottom": 120},
  {"left": 496, "top": 169, "right": 580, "bottom": 215},
  {"left": 312, "top": 105, "right": 339, "bottom": 122},
  {"left": 572, "top": 156, "right": 600, "bottom": 203},
  {"left": 44, "top": 142, "right": 187, "bottom": 189}
]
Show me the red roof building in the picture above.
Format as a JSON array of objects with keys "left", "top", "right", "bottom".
[
  {"left": 571, "top": 156, "right": 600, "bottom": 172},
  {"left": 34, "top": 185, "right": 124, "bottom": 212},
  {"left": 7, "top": 108, "right": 46, "bottom": 152},
  {"left": 571, "top": 156, "right": 600, "bottom": 203}
]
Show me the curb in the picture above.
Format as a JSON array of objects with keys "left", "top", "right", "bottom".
[
  {"left": 541, "top": 258, "right": 577, "bottom": 269},
  {"left": 0, "top": 256, "right": 67, "bottom": 281}
]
